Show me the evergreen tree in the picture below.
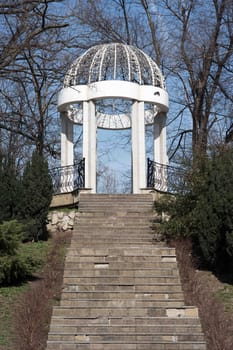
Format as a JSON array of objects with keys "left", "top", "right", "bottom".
[
  {"left": 0, "top": 153, "right": 19, "bottom": 222},
  {"left": 18, "top": 152, "right": 53, "bottom": 241},
  {"left": 191, "top": 149, "right": 233, "bottom": 270}
]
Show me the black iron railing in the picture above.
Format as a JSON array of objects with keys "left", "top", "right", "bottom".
[
  {"left": 147, "top": 158, "right": 185, "bottom": 194},
  {"left": 49, "top": 158, "right": 85, "bottom": 194}
]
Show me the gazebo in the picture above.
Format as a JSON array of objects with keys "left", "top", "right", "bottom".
[{"left": 58, "top": 43, "right": 169, "bottom": 194}]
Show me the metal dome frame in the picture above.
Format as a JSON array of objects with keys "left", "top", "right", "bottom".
[{"left": 63, "top": 43, "right": 165, "bottom": 88}]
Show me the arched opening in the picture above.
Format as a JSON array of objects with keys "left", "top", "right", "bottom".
[
  {"left": 96, "top": 98, "right": 132, "bottom": 194},
  {"left": 97, "top": 128, "right": 131, "bottom": 193}
]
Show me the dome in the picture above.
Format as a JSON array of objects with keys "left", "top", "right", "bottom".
[{"left": 64, "top": 43, "right": 165, "bottom": 89}]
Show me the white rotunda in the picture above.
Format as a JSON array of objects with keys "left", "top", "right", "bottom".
[{"left": 58, "top": 43, "right": 169, "bottom": 193}]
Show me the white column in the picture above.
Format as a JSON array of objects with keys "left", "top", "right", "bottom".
[
  {"left": 154, "top": 112, "right": 167, "bottom": 165},
  {"left": 60, "top": 112, "right": 74, "bottom": 192},
  {"left": 131, "top": 101, "right": 146, "bottom": 193},
  {"left": 61, "top": 112, "right": 74, "bottom": 166},
  {"left": 154, "top": 112, "right": 168, "bottom": 191},
  {"left": 83, "top": 101, "right": 96, "bottom": 192}
]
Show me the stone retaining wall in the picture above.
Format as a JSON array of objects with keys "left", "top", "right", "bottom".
[{"left": 47, "top": 210, "right": 78, "bottom": 232}]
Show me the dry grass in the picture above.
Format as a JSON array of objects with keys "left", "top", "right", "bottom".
[
  {"left": 172, "top": 239, "right": 233, "bottom": 350},
  {"left": 12, "top": 231, "right": 71, "bottom": 350}
]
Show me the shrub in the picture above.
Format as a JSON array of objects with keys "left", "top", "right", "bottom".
[
  {"left": 0, "top": 220, "right": 23, "bottom": 255},
  {"left": 156, "top": 147, "right": 233, "bottom": 272},
  {"left": 0, "top": 220, "right": 42, "bottom": 285}
]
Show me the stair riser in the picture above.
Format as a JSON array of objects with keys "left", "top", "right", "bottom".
[
  {"left": 50, "top": 317, "right": 202, "bottom": 326},
  {"left": 79, "top": 206, "right": 153, "bottom": 210},
  {"left": 61, "top": 292, "right": 184, "bottom": 300},
  {"left": 69, "top": 241, "right": 154, "bottom": 246},
  {"left": 64, "top": 262, "right": 178, "bottom": 270},
  {"left": 62, "top": 285, "right": 183, "bottom": 293},
  {"left": 76, "top": 217, "right": 154, "bottom": 222},
  {"left": 66, "top": 248, "right": 176, "bottom": 256},
  {"left": 77, "top": 213, "right": 157, "bottom": 218},
  {"left": 63, "top": 277, "right": 180, "bottom": 285},
  {"left": 48, "top": 334, "right": 205, "bottom": 343},
  {"left": 60, "top": 300, "right": 185, "bottom": 308},
  {"left": 52, "top": 308, "right": 191, "bottom": 318},
  {"left": 49, "top": 325, "right": 203, "bottom": 334},
  {"left": 63, "top": 269, "right": 179, "bottom": 277},
  {"left": 71, "top": 233, "right": 154, "bottom": 237},
  {"left": 46, "top": 343, "right": 206, "bottom": 350},
  {"left": 65, "top": 256, "right": 177, "bottom": 263}
]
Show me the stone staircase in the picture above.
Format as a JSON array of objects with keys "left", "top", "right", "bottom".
[{"left": 46, "top": 194, "right": 206, "bottom": 350}]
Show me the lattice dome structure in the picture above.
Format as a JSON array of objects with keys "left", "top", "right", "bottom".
[{"left": 64, "top": 43, "right": 165, "bottom": 88}]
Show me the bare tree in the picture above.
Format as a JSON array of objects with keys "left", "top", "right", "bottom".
[
  {"left": 0, "top": 0, "right": 69, "bottom": 167},
  {"left": 163, "top": 0, "right": 233, "bottom": 157},
  {"left": 0, "top": 1, "right": 68, "bottom": 73}
]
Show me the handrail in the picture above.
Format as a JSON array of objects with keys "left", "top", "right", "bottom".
[
  {"left": 147, "top": 158, "right": 185, "bottom": 193},
  {"left": 49, "top": 158, "right": 85, "bottom": 194}
]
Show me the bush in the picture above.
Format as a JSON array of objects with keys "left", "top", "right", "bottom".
[
  {"left": 156, "top": 147, "right": 233, "bottom": 272},
  {"left": 0, "top": 220, "right": 23, "bottom": 255},
  {"left": 0, "top": 220, "right": 26, "bottom": 285},
  {"left": 0, "top": 220, "right": 42, "bottom": 285}
]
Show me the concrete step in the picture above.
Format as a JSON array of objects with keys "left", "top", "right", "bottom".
[
  {"left": 73, "top": 232, "right": 156, "bottom": 237},
  {"left": 49, "top": 316, "right": 203, "bottom": 327},
  {"left": 63, "top": 278, "right": 180, "bottom": 287},
  {"left": 66, "top": 247, "right": 176, "bottom": 256},
  {"left": 61, "top": 291, "right": 184, "bottom": 300},
  {"left": 71, "top": 230, "right": 155, "bottom": 235},
  {"left": 76, "top": 216, "right": 154, "bottom": 222},
  {"left": 77, "top": 206, "right": 154, "bottom": 211},
  {"left": 46, "top": 342, "right": 206, "bottom": 350},
  {"left": 78, "top": 208, "right": 154, "bottom": 214},
  {"left": 69, "top": 239, "right": 155, "bottom": 245},
  {"left": 63, "top": 268, "right": 179, "bottom": 277},
  {"left": 75, "top": 226, "right": 158, "bottom": 231},
  {"left": 60, "top": 299, "right": 185, "bottom": 308},
  {"left": 51, "top": 306, "right": 198, "bottom": 318},
  {"left": 47, "top": 333, "right": 205, "bottom": 343},
  {"left": 80, "top": 193, "right": 153, "bottom": 203},
  {"left": 65, "top": 255, "right": 177, "bottom": 263},
  {"left": 64, "top": 261, "right": 178, "bottom": 270},
  {"left": 68, "top": 242, "right": 155, "bottom": 247},
  {"left": 62, "top": 284, "right": 183, "bottom": 293},
  {"left": 77, "top": 212, "right": 158, "bottom": 217},
  {"left": 77, "top": 212, "right": 154, "bottom": 216},
  {"left": 49, "top": 324, "right": 203, "bottom": 334},
  {"left": 72, "top": 227, "right": 155, "bottom": 231},
  {"left": 78, "top": 198, "right": 153, "bottom": 206}
]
